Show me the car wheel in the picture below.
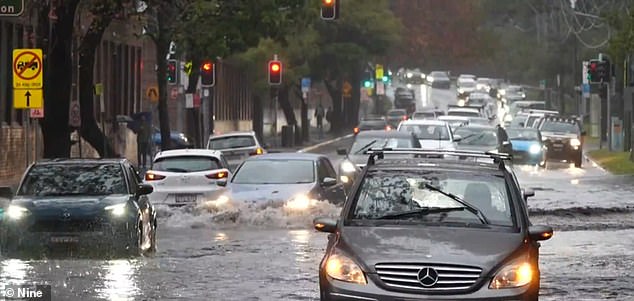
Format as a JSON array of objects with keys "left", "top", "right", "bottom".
[
  {"left": 148, "top": 220, "right": 157, "bottom": 253},
  {"left": 574, "top": 153, "right": 582, "bottom": 168}
]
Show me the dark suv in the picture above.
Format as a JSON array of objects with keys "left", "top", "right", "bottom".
[
  {"left": 314, "top": 149, "right": 553, "bottom": 301},
  {"left": 537, "top": 116, "right": 585, "bottom": 167}
]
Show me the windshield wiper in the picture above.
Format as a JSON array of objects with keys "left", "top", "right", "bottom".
[
  {"left": 376, "top": 206, "right": 466, "bottom": 220},
  {"left": 358, "top": 139, "right": 378, "bottom": 154},
  {"left": 422, "top": 183, "right": 489, "bottom": 224}
]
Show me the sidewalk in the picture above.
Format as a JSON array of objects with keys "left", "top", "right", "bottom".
[{"left": 263, "top": 125, "right": 350, "bottom": 153}]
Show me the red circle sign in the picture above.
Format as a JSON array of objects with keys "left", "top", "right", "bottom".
[{"left": 13, "top": 51, "right": 43, "bottom": 81}]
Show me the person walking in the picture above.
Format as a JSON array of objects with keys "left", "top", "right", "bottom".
[
  {"left": 137, "top": 115, "right": 151, "bottom": 169},
  {"left": 315, "top": 103, "right": 325, "bottom": 138}
]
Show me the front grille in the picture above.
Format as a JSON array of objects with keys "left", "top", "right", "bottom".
[
  {"left": 375, "top": 263, "right": 482, "bottom": 291},
  {"left": 29, "top": 219, "right": 104, "bottom": 232}
]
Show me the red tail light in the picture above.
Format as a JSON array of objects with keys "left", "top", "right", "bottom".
[
  {"left": 402, "top": 115, "right": 408, "bottom": 120},
  {"left": 145, "top": 172, "right": 166, "bottom": 181},
  {"left": 353, "top": 127, "right": 360, "bottom": 134},
  {"left": 385, "top": 125, "right": 392, "bottom": 131},
  {"left": 249, "top": 147, "right": 264, "bottom": 156},
  {"left": 206, "top": 169, "right": 229, "bottom": 179}
]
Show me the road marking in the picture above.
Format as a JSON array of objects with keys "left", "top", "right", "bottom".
[{"left": 298, "top": 134, "right": 353, "bottom": 153}]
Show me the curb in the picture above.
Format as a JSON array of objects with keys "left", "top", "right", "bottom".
[
  {"left": 298, "top": 134, "right": 354, "bottom": 153},
  {"left": 583, "top": 152, "right": 608, "bottom": 174}
]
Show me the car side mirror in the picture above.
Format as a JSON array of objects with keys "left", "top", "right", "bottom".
[
  {"left": 322, "top": 177, "right": 337, "bottom": 187},
  {"left": 522, "top": 188, "right": 535, "bottom": 199},
  {"left": 137, "top": 184, "right": 154, "bottom": 196},
  {"left": 336, "top": 148, "right": 348, "bottom": 156},
  {"left": 0, "top": 186, "right": 13, "bottom": 199},
  {"left": 313, "top": 217, "right": 337, "bottom": 233},
  {"left": 529, "top": 225, "right": 553, "bottom": 241},
  {"left": 453, "top": 135, "right": 462, "bottom": 142},
  {"left": 217, "top": 178, "right": 228, "bottom": 187}
]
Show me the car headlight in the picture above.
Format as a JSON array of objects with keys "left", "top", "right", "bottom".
[
  {"left": 570, "top": 138, "right": 581, "bottom": 147},
  {"left": 428, "top": 76, "right": 435, "bottom": 82},
  {"left": 104, "top": 203, "right": 127, "bottom": 216},
  {"left": 407, "top": 72, "right": 413, "bottom": 78},
  {"left": 499, "top": 89, "right": 506, "bottom": 95},
  {"left": 284, "top": 194, "right": 318, "bottom": 211},
  {"left": 490, "top": 260, "right": 534, "bottom": 289},
  {"left": 529, "top": 144, "right": 541, "bottom": 154},
  {"left": 406, "top": 83, "right": 412, "bottom": 89},
  {"left": 340, "top": 160, "right": 356, "bottom": 173},
  {"left": 6, "top": 205, "right": 29, "bottom": 220},
  {"left": 325, "top": 251, "right": 367, "bottom": 284}
]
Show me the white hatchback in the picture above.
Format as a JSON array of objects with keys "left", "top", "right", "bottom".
[
  {"left": 144, "top": 149, "right": 230, "bottom": 207},
  {"left": 397, "top": 119, "right": 459, "bottom": 150}
]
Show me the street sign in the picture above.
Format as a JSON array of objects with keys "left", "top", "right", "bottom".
[
  {"left": 13, "top": 49, "right": 43, "bottom": 89},
  {"left": 376, "top": 82, "right": 385, "bottom": 96},
  {"left": 582, "top": 61, "right": 588, "bottom": 85},
  {"left": 582, "top": 83, "right": 590, "bottom": 98},
  {"left": 146, "top": 86, "right": 159, "bottom": 102},
  {"left": 68, "top": 100, "right": 81, "bottom": 128},
  {"left": 170, "top": 87, "right": 179, "bottom": 100},
  {"left": 0, "top": 0, "right": 24, "bottom": 16},
  {"left": 539, "top": 80, "right": 546, "bottom": 89},
  {"left": 13, "top": 89, "right": 42, "bottom": 108},
  {"left": 94, "top": 83, "right": 103, "bottom": 96},
  {"left": 185, "top": 93, "right": 194, "bottom": 108},
  {"left": 301, "top": 77, "right": 311, "bottom": 93},
  {"left": 184, "top": 61, "right": 193, "bottom": 76},
  {"left": 30, "top": 108, "right": 44, "bottom": 119},
  {"left": 342, "top": 81, "right": 352, "bottom": 97},
  {"left": 375, "top": 64, "right": 384, "bottom": 80}
]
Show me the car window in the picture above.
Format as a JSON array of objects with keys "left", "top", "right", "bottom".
[
  {"left": 448, "top": 111, "right": 480, "bottom": 117},
  {"left": 18, "top": 163, "right": 127, "bottom": 196},
  {"left": 459, "top": 130, "right": 498, "bottom": 146},
  {"left": 540, "top": 121, "right": 579, "bottom": 134},
  {"left": 232, "top": 159, "right": 315, "bottom": 184},
  {"left": 153, "top": 156, "right": 222, "bottom": 172},
  {"left": 126, "top": 166, "right": 138, "bottom": 194},
  {"left": 351, "top": 171, "right": 513, "bottom": 226},
  {"left": 317, "top": 159, "right": 336, "bottom": 181},
  {"left": 208, "top": 135, "right": 256, "bottom": 149},
  {"left": 388, "top": 110, "right": 407, "bottom": 117},
  {"left": 507, "top": 129, "right": 539, "bottom": 140},
  {"left": 399, "top": 124, "right": 450, "bottom": 140}
]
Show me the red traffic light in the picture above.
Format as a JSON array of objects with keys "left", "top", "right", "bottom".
[
  {"left": 321, "top": 0, "right": 338, "bottom": 20},
  {"left": 270, "top": 62, "right": 281, "bottom": 73},
  {"left": 590, "top": 62, "right": 597, "bottom": 70},
  {"left": 268, "top": 60, "right": 282, "bottom": 85},
  {"left": 323, "top": 0, "right": 334, "bottom": 6},
  {"left": 201, "top": 61, "right": 215, "bottom": 87},
  {"left": 202, "top": 62, "right": 213, "bottom": 72}
]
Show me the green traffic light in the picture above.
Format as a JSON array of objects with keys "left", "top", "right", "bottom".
[
  {"left": 382, "top": 76, "right": 388, "bottom": 82},
  {"left": 364, "top": 81, "right": 372, "bottom": 88}
]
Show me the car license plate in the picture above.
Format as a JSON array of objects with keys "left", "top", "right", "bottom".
[
  {"left": 553, "top": 143, "right": 563, "bottom": 148},
  {"left": 50, "top": 236, "right": 79, "bottom": 243},
  {"left": 175, "top": 194, "right": 198, "bottom": 203}
]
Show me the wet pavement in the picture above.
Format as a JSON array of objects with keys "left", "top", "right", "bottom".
[{"left": 2, "top": 87, "right": 633, "bottom": 300}]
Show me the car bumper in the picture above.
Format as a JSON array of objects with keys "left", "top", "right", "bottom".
[
  {"left": 512, "top": 151, "right": 543, "bottom": 165},
  {"left": 546, "top": 145, "right": 581, "bottom": 161},
  {"left": 321, "top": 274, "right": 535, "bottom": 301},
  {"left": 149, "top": 189, "right": 224, "bottom": 207}
]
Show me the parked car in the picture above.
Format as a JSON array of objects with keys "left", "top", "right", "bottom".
[
  {"left": 207, "top": 131, "right": 267, "bottom": 170},
  {"left": 0, "top": 159, "right": 157, "bottom": 257},
  {"left": 314, "top": 149, "right": 553, "bottom": 300}
]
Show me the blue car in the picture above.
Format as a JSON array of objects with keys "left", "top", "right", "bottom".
[{"left": 506, "top": 127, "right": 546, "bottom": 167}]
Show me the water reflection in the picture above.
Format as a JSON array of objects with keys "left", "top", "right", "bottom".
[
  {"left": 1, "top": 259, "right": 31, "bottom": 285},
  {"left": 96, "top": 260, "right": 140, "bottom": 301},
  {"left": 290, "top": 229, "right": 311, "bottom": 263},
  {"left": 214, "top": 232, "right": 228, "bottom": 242}
]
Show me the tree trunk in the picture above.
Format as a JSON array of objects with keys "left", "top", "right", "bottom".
[
  {"left": 78, "top": 10, "right": 117, "bottom": 157},
  {"left": 278, "top": 85, "right": 297, "bottom": 126},
  {"left": 155, "top": 7, "right": 173, "bottom": 151},
  {"left": 40, "top": 1, "right": 80, "bottom": 158},
  {"left": 325, "top": 79, "right": 343, "bottom": 134}
]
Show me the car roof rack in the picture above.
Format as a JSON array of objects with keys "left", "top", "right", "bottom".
[{"left": 364, "top": 148, "right": 511, "bottom": 170}]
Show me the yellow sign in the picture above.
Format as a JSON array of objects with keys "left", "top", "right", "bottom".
[
  {"left": 13, "top": 49, "right": 43, "bottom": 89},
  {"left": 13, "top": 89, "right": 43, "bottom": 109},
  {"left": 146, "top": 86, "right": 159, "bottom": 102},
  {"left": 375, "top": 64, "right": 384, "bottom": 80},
  {"left": 94, "top": 83, "right": 103, "bottom": 96}
]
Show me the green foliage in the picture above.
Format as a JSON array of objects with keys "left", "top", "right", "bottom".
[{"left": 606, "top": 6, "right": 634, "bottom": 62}]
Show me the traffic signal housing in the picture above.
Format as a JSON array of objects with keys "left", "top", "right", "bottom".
[
  {"left": 587, "top": 59, "right": 611, "bottom": 83},
  {"left": 320, "top": 0, "right": 339, "bottom": 20},
  {"left": 268, "top": 60, "right": 282, "bottom": 85},
  {"left": 201, "top": 61, "right": 215, "bottom": 87},
  {"left": 167, "top": 60, "right": 178, "bottom": 85},
  {"left": 597, "top": 59, "right": 610, "bottom": 82}
]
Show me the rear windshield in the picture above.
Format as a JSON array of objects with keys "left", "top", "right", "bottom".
[
  {"left": 233, "top": 160, "right": 315, "bottom": 184},
  {"left": 388, "top": 110, "right": 407, "bottom": 117},
  {"left": 399, "top": 124, "right": 450, "bottom": 140},
  {"left": 448, "top": 111, "right": 480, "bottom": 117},
  {"left": 18, "top": 163, "right": 127, "bottom": 196},
  {"left": 412, "top": 112, "right": 435, "bottom": 119},
  {"left": 208, "top": 135, "right": 256, "bottom": 149},
  {"left": 153, "top": 156, "right": 222, "bottom": 172}
]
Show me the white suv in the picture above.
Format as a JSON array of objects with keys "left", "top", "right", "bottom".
[
  {"left": 397, "top": 119, "right": 460, "bottom": 150},
  {"left": 207, "top": 131, "right": 267, "bottom": 170},
  {"left": 144, "top": 149, "right": 231, "bottom": 207}
]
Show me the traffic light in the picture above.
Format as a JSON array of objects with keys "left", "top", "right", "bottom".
[
  {"left": 201, "top": 61, "right": 215, "bottom": 87},
  {"left": 320, "top": 0, "right": 339, "bottom": 20},
  {"left": 597, "top": 60, "right": 610, "bottom": 82},
  {"left": 167, "top": 60, "right": 178, "bottom": 85},
  {"left": 268, "top": 60, "right": 282, "bottom": 85},
  {"left": 587, "top": 59, "right": 599, "bottom": 83},
  {"left": 363, "top": 80, "right": 373, "bottom": 88}
]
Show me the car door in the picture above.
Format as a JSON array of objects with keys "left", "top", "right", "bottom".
[
  {"left": 126, "top": 164, "right": 151, "bottom": 228},
  {"left": 317, "top": 158, "right": 346, "bottom": 204}
]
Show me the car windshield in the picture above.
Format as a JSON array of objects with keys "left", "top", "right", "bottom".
[
  {"left": 153, "top": 156, "right": 221, "bottom": 173},
  {"left": 232, "top": 159, "right": 315, "bottom": 184},
  {"left": 448, "top": 110, "right": 480, "bottom": 117},
  {"left": 507, "top": 129, "right": 539, "bottom": 140},
  {"left": 399, "top": 124, "right": 450, "bottom": 140},
  {"left": 208, "top": 135, "right": 256, "bottom": 149},
  {"left": 388, "top": 110, "right": 407, "bottom": 117},
  {"left": 18, "top": 163, "right": 127, "bottom": 196},
  {"left": 351, "top": 171, "right": 513, "bottom": 226},
  {"left": 350, "top": 137, "right": 415, "bottom": 154},
  {"left": 455, "top": 128, "right": 498, "bottom": 146},
  {"left": 526, "top": 116, "right": 540, "bottom": 127},
  {"left": 541, "top": 121, "right": 579, "bottom": 134},
  {"left": 430, "top": 72, "right": 447, "bottom": 78},
  {"left": 458, "top": 80, "right": 476, "bottom": 87},
  {"left": 359, "top": 120, "right": 387, "bottom": 129}
]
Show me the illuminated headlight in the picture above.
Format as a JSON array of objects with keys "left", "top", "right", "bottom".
[
  {"left": 325, "top": 251, "right": 367, "bottom": 284},
  {"left": 284, "top": 194, "right": 318, "bottom": 211},
  {"left": 406, "top": 83, "right": 412, "bottom": 89},
  {"left": 340, "top": 160, "right": 356, "bottom": 173},
  {"left": 499, "top": 89, "right": 506, "bottom": 96},
  {"left": 457, "top": 99, "right": 465, "bottom": 107},
  {"left": 340, "top": 175, "right": 350, "bottom": 184},
  {"left": 529, "top": 144, "right": 541, "bottom": 154},
  {"left": 457, "top": 88, "right": 464, "bottom": 94},
  {"left": 570, "top": 138, "right": 581, "bottom": 147},
  {"left": 428, "top": 76, "right": 435, "bottom": 82},
  {"left": 104, "top": 203, "right": 127, "bottom": 216},
  {"left": 407, "top": 72, "right": 413, "bottom": 78},
  {"left": 490, "top": 261, "right": 534, "bottom": 289},
  {"left": 520, "top": 92, "right": 526, "bottom": 98},
  {"left": 6, "top": 205, "right": 29, "bottom": 220},
  {"left": 504, "top": 114, "right": 513, "bottom": 122}
]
